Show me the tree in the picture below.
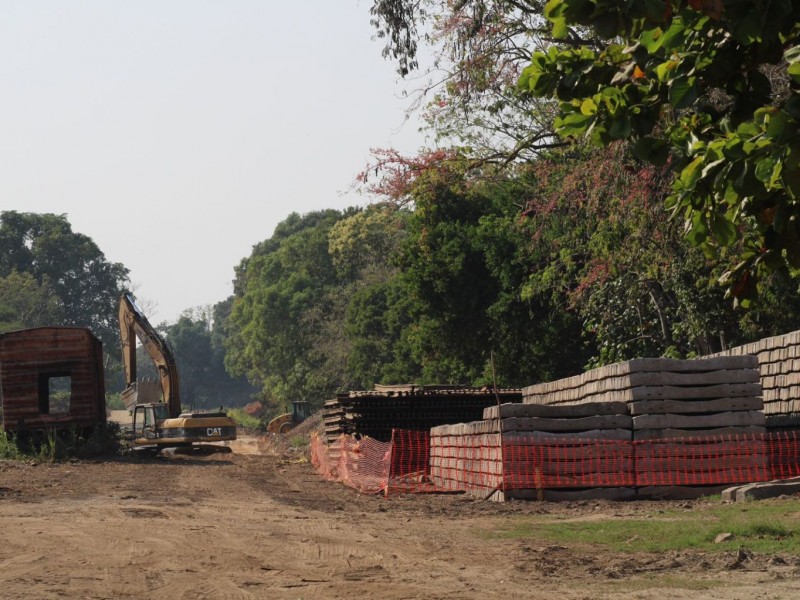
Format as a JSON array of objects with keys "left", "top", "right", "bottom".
[
  {"left": 370, "top": 1, "right": 566, "bottom": 165},
  {"left": 393, "top": 157, "right": 591, "bottom": 384},
  {"left": 518, "top": 0, "right": 800, "bottom": 303},
  {"left": 225, "top": 210, "right": 349, "bottom": 409},
  {"left": 0, "top": 271, "right": 64, "bottom": 332},
  {"left": 161, "top": 306, "right": 255, "bottom": 410},
  {"left": 0, "top": 211, "right": 129, "bottom": 347},
  {"left": 519, "top": 142, "right": 800, "bottom": 362}
]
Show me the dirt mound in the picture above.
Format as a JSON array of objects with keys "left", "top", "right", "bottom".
[{"left": 255, "top": 410, "right": 324, "bottom": 458}]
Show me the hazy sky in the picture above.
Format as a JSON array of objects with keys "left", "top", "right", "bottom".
[{"left": 0, "top": 1, "right": 426, "bottom": 322}]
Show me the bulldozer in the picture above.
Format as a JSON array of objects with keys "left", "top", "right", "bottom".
[
  {"left": 119, "top": 292, "right": 237, "bottom": 450},
  {"left": 267, "top": 400, "right": 310, "bottom": 434}
]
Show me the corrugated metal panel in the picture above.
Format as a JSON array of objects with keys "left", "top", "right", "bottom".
[{"left": 0, "top": 327, "right": 106, "bottom": 431}]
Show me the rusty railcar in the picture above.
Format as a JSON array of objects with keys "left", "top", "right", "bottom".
[{"left": 0, "top": 327, "right": 106, "bottom": 432}]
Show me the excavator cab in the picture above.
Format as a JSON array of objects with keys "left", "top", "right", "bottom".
[{"left": 132, "top": 403, "right": 169, "bottom": 442}]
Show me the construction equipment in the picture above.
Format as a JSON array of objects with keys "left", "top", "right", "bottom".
[
  {"left": 267, "top": 400, "right": 310, "bottom": 434},
  {"left": 119, "top": 292, "right": 237, "bottom": 449}
]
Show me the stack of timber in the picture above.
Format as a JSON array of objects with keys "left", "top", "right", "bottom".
[
  {"left": 321, "top": 385, "right": 522, "bottom": 444},
  {"left": 711, "top": 330, "right": 800, "bottom": 429}
]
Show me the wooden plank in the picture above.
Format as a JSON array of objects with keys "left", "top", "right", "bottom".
[
  {"left": 632, "top": 426, "right": 766, "bottom": 440},
  {"left": 504, "top": 461, "right": 635, "bottom": 477},
  {"left": 523, "top": 356, "right": 759, "bottom": 397},
  {"left": 636, "top": 440, "right": 768, "bottom": 458},
  {"left": 628, "top": 396, "right": 762, "bottom": 415},
  {"left": 628, "top": 369, "right": 760, "bottom": 387},
  {"left": 635, "top": 468, "right": 766, "bottom": 483},
  {"left": 496, "top": 487, "right": 636, "bottom": 502},
  {"left": 632, "top": 410, "right": 764, "bottom": 430},
  {"left": 504, "top": 445, "right": 633, "bottom": 461}
]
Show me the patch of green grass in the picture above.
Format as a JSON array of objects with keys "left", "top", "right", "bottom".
[
  {"left": 226, "top": 408, "right": 262, "bottom": 429},
  {"left": 0, "top": 423, "right": 122, "bottom": 462},
  {"left": 487, "top": 500, "right": 800, "bottom": 554},
  {"left": 0, "top": 429, "right": 22, "bottom": 460},
  {"left": 289, "top": 434, "right": 307, "bottom": 448}
]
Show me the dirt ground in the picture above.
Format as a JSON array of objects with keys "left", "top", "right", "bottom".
[{"left": 0, "top": 436, "right": 798, "bottom": 600}]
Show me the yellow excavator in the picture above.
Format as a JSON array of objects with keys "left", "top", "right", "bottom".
[{"left": 119, "top": 292, "right": 237, "bottom": 450}]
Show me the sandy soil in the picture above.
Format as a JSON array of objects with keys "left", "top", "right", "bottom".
[{"left": 0, "top": 438, "right": 798, "bottom": 600}]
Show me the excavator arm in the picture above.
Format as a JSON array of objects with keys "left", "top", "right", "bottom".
[{"left": 119, "top": 292, "right": 181, "bottom": 418}]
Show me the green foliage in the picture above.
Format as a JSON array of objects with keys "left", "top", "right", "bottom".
[
  {"left": 518, "top": 143, "right": 800, "bottom": 362},
  {"left": 226, "top": 408, "right": 263, "bottom": 429},
  {"left": 0, "top": 211, "right": 129, "bottom": 347},
  {"left": 0, "top": 270, "right": 64, "bottom": 333},
  {"left": 105, "top": 392, "right": 126, "bottom": 411},
  {"left": 394, "top": 158, "right": 591, "bottom": 384},
  {"left": 0, "top": 424, "right": 122, "bottom": 462},
  {"left": 226, "top": 210, "right": 353, "bottom": 408},
  {"left": 161, "top": 307, "right": 255, "bottom": 409},
  {"left": 520, "top": 0, "right": 800, "bottom": 302},
  {"left": 0, "top": 429, "right": 22, "bottom": 460}
]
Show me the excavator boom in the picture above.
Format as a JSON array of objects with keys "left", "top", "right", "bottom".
[{"left": 118, "top": 292, "right": 181, "bottom": 417}]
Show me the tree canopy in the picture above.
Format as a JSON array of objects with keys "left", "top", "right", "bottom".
[
  {"left": 0, "top": 211, "right": 129, "bottom": 347},
  {"left": 369, "top": 1, "right": 800, "bottom": 303},
  {"left": 518, "top": 0, "right": 800, "bottom": 303},
  {"left": 160, "top": 305, "right": 256, "bottom": 410}
]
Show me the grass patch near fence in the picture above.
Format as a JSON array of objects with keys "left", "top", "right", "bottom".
[
  {"left": 226, "top": 408, "right": 263, "bottom": 429},
  {"left": 487, "top": 499, "right": 800, "bottom": 554}
]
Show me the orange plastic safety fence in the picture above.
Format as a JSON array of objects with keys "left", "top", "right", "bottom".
[
  {"left": 768, "top": 432, "right": 800, "bottom": 480},
  {"left": 314, "top": 430, "right": 800, "bottom": 496},
  {"left": 633, "top": 434, "right": 772, "bottom": 487},
  {"left": 311, "top": 433, "right": 391, "bottom": 495}
]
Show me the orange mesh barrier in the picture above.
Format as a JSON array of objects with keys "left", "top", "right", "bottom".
[
  {"left": 768, "top": 432, "right": 800, "bottom": 479},
  {"left": 635, "top": 434, "right": 771, "bottom": 486},
  {"left": 311, "top": 433, "right": 391, "bottom": 495},
  {"left": 313, "top": 430, "right": 800, "bottom": 496},
  {"left": 503, "top": 438, "right": 635, "bottom": 489}
]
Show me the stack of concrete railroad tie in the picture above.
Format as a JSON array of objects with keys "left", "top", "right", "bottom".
[
  {"left": 523, "top": 355, "right": 766, "bottom": 499},
  {"left": 712, "top": 330, "right": 800, "bottom": 430},
  {"left": 429, "top": 420, "right": 501, "bottom": 497},
  {"left": 430, "top": 355, "right": 766, "bottom": 501},
  {"left": 482, "top": 402, "right": 634, "bottom": 501}
]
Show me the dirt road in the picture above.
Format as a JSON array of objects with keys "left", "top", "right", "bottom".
[{"left": 0, "top": 441, "right": 797, "bottom": 599}]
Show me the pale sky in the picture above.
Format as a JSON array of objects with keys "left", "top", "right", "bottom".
[{"left": 0, "top": 1, "right": 427, "bottom": 323}]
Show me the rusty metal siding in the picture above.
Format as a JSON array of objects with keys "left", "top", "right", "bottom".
[{"left": 0, "top": 327, "right": 107, "bottom": 431}]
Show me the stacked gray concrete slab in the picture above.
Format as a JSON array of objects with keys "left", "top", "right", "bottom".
[
  {"left": 710, "top": 330, "right": 800, "bottom": 429},
  {"left": 486, "top": 402, "right": 635, "bottom": 501},
  {"left": 523, "top": 355, "right": 765, "bottom": 498},
  {"left": 429, "top": 421, "right": 501, "bottom": 498},
  {"left": 431, "top": 356, "right": 767, "bottom": 501}
]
